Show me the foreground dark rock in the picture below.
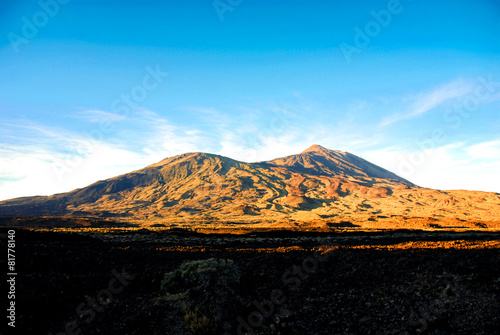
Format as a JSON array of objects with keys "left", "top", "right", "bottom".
[{"left": 9, "top": 228, "right": 500, "bottom": 335}]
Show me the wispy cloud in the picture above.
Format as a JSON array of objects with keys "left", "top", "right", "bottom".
[
  {"left": 465, "top": 139, "right": 500, "bottom": 160},
  {"left": 0, "top": 119, "right": 94, "bottom": 152},
  {"left": 181, "top": 106, "right": 231, "bottom": 130},
  {"left": 137, "top": 109, "right": 206, "bottom": 157},
  {"left": 347, "top": 100, "right": 366, "bottom": 113},
  {"left": 76, "top": 110, "right": 126, "bottom": 122},
  {"left": 380, "top": 79, "right": 474, "bottom": 126}
]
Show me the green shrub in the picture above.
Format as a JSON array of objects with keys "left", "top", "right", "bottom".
[
  {"left": 184, "top": 307, "right": 217, "bottom": 335},
  {"left": 161, "top": 259, "right": 241, "bottom": 333},
  {"left": 161, "top": 258, "right": 240, "bottom": 293}
]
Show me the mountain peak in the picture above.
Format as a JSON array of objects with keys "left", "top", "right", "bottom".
[
  {"left": 268, "top": 145, "right": 411, "bottom": 184},
  {"left": 301, "top": 144, "right": 340, "bottom": 155},
  {"left": 302, "top": 144, "right": 324, "bottom": 152}
]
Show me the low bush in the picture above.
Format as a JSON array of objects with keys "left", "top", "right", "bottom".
[
  {"left": 184, "top": 307, "right": 217, "bottom": 335},
  {"left": 161, "top": 258, "right": 240, "bottom": 293},
  {"left": 161, "top": 258, "right": 241, "bottom": 334}
]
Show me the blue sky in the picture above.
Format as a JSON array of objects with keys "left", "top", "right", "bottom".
[{"left": 0, "top": 0, "right": 499, "bottom": 200}]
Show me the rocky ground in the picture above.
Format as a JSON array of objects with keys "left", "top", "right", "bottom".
[{"left": 4, "top": 228, "right": 500, "bottom": 335}]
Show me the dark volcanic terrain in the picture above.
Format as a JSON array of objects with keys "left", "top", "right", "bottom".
[{"left": 7, "top": 228, "right": 500, "bottom": 335}]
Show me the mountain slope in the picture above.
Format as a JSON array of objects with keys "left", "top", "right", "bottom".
[{"left": 0, "top": 145, "right": 499, "bottom": 229}]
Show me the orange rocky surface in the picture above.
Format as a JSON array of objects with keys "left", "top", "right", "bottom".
[{"left": 1, "top": 145, "right": 499, "bottom": 229}]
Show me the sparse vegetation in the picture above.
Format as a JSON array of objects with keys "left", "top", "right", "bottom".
[
  {"left": 161, "top": 258, "right": 241, "bottom": 334},
  {"left": 183, "top": 307, "right": 218, "bottom": 335},
  {"left": 161, "top": 258, "right": 240, "bottom": 293}
]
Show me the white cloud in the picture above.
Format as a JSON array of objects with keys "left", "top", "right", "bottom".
[
  {"left": 76, "top": 110, "right": 126, "bottom": 122},
  {"left": 380, "top": 79, "right": 474, "bottom": 126},
  {"left": 361, "top": 142, "right": 500, "bottom": 192},
  {"left": 217, "top": 133, "right": 306, "bottom": 163},
  {"left": 465, "top": 140, "right": 500, "bottom": 160},
  {"left": 180, "top": 106, "right": 230, "bottom": 130},
  {"left": 0, "top": 143, "right": 151, "bottom": 200},
  {"left": 358, "top": 146, "right": 406, "bottom": 174},
  {"left": 347, "top": 100, "right": 366, "bottom": 113},
  {"left": 136, "top": 109, "right": 206, "bottom": 157}
]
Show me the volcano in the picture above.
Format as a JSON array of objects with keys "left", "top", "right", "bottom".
[{"left": 1, "top": 145, "right": 499, "bottom": 229}]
